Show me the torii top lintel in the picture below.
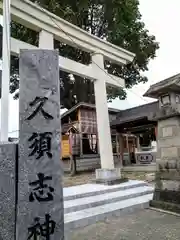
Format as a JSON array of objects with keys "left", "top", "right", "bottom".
[{"left": 0, "top": 0, "right": 135, "bottom": 66}]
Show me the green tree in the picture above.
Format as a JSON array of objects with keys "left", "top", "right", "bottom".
[{"left": 0, "top": 0, "right": 159, "bottom": 109}]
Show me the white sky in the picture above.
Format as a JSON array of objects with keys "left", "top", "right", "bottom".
[
  {"left": 1, "top": 0, "right": 180, "bottom": 137},
  {"left": 109, "top": 0, "right": 180, "bottom": 109}
]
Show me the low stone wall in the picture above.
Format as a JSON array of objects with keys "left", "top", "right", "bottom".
[
  {"left": 63, "top": 153, "right": 157, "bottom": 173},
  {"left": 63, "top": 154, "right": 120, "bottom": 172},
  {"left": 122, "top": 163, "right": 156, "bottom": 172}
]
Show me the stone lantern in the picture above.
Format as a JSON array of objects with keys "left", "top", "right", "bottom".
[{"left": 144, "top": 73, "right": 180, "bottom": 213}]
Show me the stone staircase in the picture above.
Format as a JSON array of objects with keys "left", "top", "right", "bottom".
[{"left": 63, "top": 180, "right": 154, "bottom": 231}]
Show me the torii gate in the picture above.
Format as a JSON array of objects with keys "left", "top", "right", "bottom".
[{"left": 0, "top": 0, "right": 134, "bottom": 180}]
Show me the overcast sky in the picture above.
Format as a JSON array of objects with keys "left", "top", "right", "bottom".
[
  {"left": 109, "top": 0, "right": 180, "bottom": 109},
  {"left": 1, "top": 0, "right": 180, "bottom": 137}
]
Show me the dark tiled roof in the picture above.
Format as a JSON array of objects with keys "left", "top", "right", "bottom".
[{"left": 111, "top": 101, "right": 158, "bottom": 126}]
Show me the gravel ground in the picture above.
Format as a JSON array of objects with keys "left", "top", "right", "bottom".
[
  {"left": 66, "top": 209, "right": 180, "bottom": 240},
  {"left": 63, "top": 171, "right": 95, "bottom": 187},
  {"left": 63, "top": 171, "right": 154, "bottom": 187}
]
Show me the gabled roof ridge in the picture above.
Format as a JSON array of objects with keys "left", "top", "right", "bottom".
[{"left": 61, "top": 102, "right": 120, "bottom": 119}]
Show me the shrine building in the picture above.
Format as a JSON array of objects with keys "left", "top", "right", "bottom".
[{"left": 61, "top": 101, "right": 158, "bottom": 172}]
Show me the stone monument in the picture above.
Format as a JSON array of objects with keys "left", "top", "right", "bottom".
[
  {"left": 144, "top": 73, "right": 180, "bottom": 213},
  {"left": 0, "top": 143, "right": 17, "bottom": 240},
  {"left": 16, "top": 49, "right": 64, "bottom": 239}
]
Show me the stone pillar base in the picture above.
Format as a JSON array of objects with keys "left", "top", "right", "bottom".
[
  {"left": 150, "top": 189, "right": 180, "bottom": 214},
  {"left": 94, "top": 168, "right": 128, "bottom": 185}
]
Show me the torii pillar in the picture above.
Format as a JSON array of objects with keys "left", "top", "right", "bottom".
[{"left": 92, "top": 53, "right": 127, "bottom": 185}]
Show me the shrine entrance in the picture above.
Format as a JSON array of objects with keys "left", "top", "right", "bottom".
[{"left": 112, "top": 116, "right": 157, "bottom": 166}]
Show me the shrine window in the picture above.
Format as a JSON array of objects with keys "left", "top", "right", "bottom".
[
  {"left": 82, "top": 134, "right": 98, "bottom": 155},
  {"left": 176, "top": 95, "right": 180, "bottom": 103},
  {"left": 160, "top": 94, "right": 171, "bottom": 106},
  {"left": 111, "top": 134, "right": 118, "bottom": 154}
]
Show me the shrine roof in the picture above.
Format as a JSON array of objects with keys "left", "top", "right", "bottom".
[
  {"left": 111, "top": 101, "right": 158, "bottom": 127},
  {"left": 61, "top": 102, "right": 120, "bottom": 119}
]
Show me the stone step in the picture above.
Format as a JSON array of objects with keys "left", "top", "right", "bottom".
[
  {"left": 64, "top": 193, "right": 153, "bottom": 231},
  {"left": 63, "top": 180, "right": 149, "bottom": 201},
  {"left": 64, "top": 186, "right": 153, "bottom": 214}
]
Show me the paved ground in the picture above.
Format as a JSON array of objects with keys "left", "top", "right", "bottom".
[{"left": 66, "top": 209, "right": 180, "bottom": 240}]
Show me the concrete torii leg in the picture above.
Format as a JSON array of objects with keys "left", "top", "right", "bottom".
[
  {"left": 1, "top": 0, "right": 11, "bottom": 141},
  {"left": 92, "top": 53, "right": 126, "bottom": 184},
  {"left": 39, "top": 30, "right": 54, "bottom": 49}
]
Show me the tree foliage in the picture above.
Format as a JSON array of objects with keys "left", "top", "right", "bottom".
[{"left": 0, "top": 0, "right": 159, "bottom": 109}]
